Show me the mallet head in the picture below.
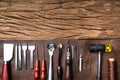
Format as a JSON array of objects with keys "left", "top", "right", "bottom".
[{"left": 89, "top": 44, "right": 112, "bottom": 53}]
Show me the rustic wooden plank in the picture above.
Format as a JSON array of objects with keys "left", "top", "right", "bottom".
[{"left": 0, "top": 0, "right": 120, "bottom": 40}]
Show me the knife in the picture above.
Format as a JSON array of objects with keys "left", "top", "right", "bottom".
[{"left": 1, "top": 43, "right": 14, "bottom": 80}]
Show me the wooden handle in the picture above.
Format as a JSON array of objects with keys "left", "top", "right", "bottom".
[
  {"left": 108, "top": 58, "right": 115, "bottom": 80},
  {"left": 34, "top": 60, "right": 40, "bottom": 80},
  {"left": 41, "top": 60, "right": 46, "bottom": 80},
  {"left": 65, "top": 60, "right": 73, "bottom": 80},
  {"left": 2, "top": 62, "right": 9, "bottom": 80}
]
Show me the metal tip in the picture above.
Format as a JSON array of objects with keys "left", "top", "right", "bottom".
[
  {"left": 58, "top": 43, "right": 63, "bottom": 49},
  {"left": 108, "top": 58, "right": 115, "bottom": 62},
  {"left": 67, "top": 45, "right": 70, "bottom": 52},
  {"left": 47, "top": 43, "right": 56, "bottom": 49}
]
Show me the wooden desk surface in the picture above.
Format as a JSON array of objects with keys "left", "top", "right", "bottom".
[{"left": 0, "top": 39, "right": 120, "bottom": 80}]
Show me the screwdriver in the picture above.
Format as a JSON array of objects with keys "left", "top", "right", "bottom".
[
  {"left": 40, "top": 45, "right": 47, "bottom": 80},
  {"left": 34, "top": 45, "right": 40, "bottom": 80}
]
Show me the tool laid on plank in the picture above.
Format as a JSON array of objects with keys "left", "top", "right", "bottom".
[
  {"left": 18, "top": 43, "right": 22, "bottom": 70},
  {"left": 15, "top": 43, "right": 18, "bottom": 70},
  {"left": 57, "top": 44, "right": 63, "bottom": 80},
  {"left": 89, "top": 44, "right": 112, "bottom": 80},
  {"left": 22, "top": 43, "right": 27, "bottom": 70},
  {"left": 47, "top": 43, "right": 56, "bottom": 80},
  {"left": 71, "top": 45, "right": 76, "bottom": 73},
  {"left": 28, "top": 43, "right": 35, "bottom": 70},
  {"left": 108, "top": 58, "right": 115, "bottom": 80},
  {"left": 34, "top": 45, "right": 40, "bottom": 80},
  {"left": 65, "top": 45, "right": 73, "bottom": 80},
  {"left": 2, "top": 43, "right": 14, "bottom": 80},
  {"left": 71, "top": 45, "right": 78, "bottom": 73},
  {"left": 79, "top": 46, "right": 83, "bottom": 72},
  {"left": 40, "top": 45, "right": 47, "bottom": 80}
]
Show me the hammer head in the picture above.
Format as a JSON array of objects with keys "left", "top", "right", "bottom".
[{"left": 89, "top": 44, "right": 112, "bottom": 53}]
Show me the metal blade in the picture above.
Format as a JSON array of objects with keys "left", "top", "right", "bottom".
[{"left": 4, "top": 43, "right": 14, "bottom": 61}]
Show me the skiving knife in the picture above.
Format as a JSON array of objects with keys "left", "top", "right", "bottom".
[{"left": 1, "top": 43, "right": 14, "bottom": 80}]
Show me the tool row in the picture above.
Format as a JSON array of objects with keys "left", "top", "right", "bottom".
[
  {"left": 1, "top": 42, "right": 115, "bottom": 80},
  {"left": 15, "top": 43, "right": 35, "bottom": 70}
]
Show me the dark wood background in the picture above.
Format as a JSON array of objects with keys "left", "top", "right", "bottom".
[
  {"left": 0, "top": 39, "right": 120, "bottom": 80},
  {"left": 0, "top": 0, "right": 120, "bottom": 40}
]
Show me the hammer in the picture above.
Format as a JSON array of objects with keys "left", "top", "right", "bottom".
[{"left": 89, "top": 44, "right": 112, "bottom": 80}]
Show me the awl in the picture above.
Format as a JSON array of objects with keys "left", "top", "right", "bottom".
[
  {"left": 65, "top": 46, "right": 73, "bottom": 80},
  {"left": 1, "top": 43, "right": 14, "bottom": 80}
]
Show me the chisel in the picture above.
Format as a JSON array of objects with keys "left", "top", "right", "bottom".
[
  {"left": 22, "top": 43, "right": 27, "bottom": 70},
  {"left": 18, "top": 44, "right": 22, "bottom": 70},
  {"left": 15, "top": 43, "right": 18, "bottom": 70},
  {"left": 28, "top": 43, "right": 35, "bottom": 70}
]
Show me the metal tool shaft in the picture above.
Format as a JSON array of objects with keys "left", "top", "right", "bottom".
[
  {"left": 71, "top": 46, "right": 77, "bottom": 73},
  {"left": 22, "top": 44, "right": 27, "bottom": 70},
  {"left": 18, "top": 44, "right": 22, "bottom": 69},
  {"left": 49, "top": 55, "right": 53, "bottom": 80},
  {"left": 79, "top": 55, "right": 83, "bottom": 72},
  {"left": 23, "top": 51, "right": 27, "bottom": 69},
  {"left": 79, "top": 46, "right": 83, "bottom": 72},
  {"left": 30, "top": 49, "right": 34, "bottom": 69},
  {"left": 28, "top": 43, "right": 35, "bottom": 70},
  {"left": 15, "top": 44, "right": 18, "bottom": 70},
  {"left": 97, "top": 52, "right": 102, "bottom": 80},
  {"left": 47, "top": 43, "right": 56, "bottom": 80}
]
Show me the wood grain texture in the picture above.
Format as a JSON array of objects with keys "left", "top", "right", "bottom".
[{"left": 0, "top": 0, "right": 120, "bottom": 40}]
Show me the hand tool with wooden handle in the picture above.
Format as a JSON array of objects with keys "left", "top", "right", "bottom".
[
  {"left": 57, "top": 44, "right": 63, "bottom": 80},
  {"left": 65, "top": 46, "right": 73, "bottom": 80},
  {"left": 89, "top": 44, "right": 112, "bottom": 80},
  {"left": 108, "top": 58, "right": 115, "bottom": 80},
  {"left": 40, "top": 45, "right": 47, "bottom": 80},
  {"left": 1, "top": 43, "right": 14, "bottom": 80},
  {"left": 41, "top": 60, "right": 46, "bottom": 80},
  {"left": 34, "top": 45, "right": 40, "bottom": 80},
  {"left": 47, "top": 43, "right": 56, "bottom": 80}
]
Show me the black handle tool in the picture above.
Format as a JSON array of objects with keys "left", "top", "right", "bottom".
[{"left": 57, "top": 44, "right": 63, "bottom": 80}]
